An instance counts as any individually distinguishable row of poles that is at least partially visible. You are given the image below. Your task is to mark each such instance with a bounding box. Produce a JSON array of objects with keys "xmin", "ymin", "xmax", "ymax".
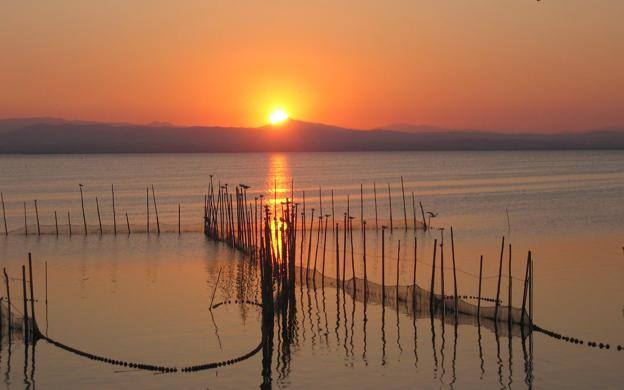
[
  {"xmin": 202, "ymin": 175, "xmax": 533, "ymax": 327},
  {"xmin": 0, "ymin": 185, "xmax": 184, "ymax": 236},
  {"xmin": 0, "ymin": 253, "xmax": 42, "ymax": 342}
]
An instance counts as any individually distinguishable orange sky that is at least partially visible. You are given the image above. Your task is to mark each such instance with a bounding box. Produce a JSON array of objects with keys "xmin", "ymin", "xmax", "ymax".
[{"xmin": 1, "ymin": 1, "xmax": 623, "ymax": 132}]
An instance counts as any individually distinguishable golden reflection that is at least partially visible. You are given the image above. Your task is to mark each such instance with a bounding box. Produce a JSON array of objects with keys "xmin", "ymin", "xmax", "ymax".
[{"xmin": 266, "ymin": 153, "xmax": 292, "ymax": 262}]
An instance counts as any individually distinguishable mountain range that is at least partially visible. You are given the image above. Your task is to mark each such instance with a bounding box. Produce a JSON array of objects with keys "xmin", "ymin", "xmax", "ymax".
[{"xmin": 1, "ymin": 117, "xmax": 623, "ymax": 153}]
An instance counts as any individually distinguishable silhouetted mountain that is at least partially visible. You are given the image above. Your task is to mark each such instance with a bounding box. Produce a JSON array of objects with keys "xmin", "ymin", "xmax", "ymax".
[{"xmin": 0, "ymin": 117, "xmax": 622, "ymax": 153}]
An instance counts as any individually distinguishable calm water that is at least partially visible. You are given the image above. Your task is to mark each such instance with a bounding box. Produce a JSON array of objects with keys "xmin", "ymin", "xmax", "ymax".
[{"xmin": 1, "ymin": 151, "xmax": 623, "ymax": 388}]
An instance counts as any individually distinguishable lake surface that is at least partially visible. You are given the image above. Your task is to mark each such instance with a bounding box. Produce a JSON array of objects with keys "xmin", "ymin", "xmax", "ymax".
[{"xmin": 1, "ymin": 151, "xmax": 623, "ymax": 388}]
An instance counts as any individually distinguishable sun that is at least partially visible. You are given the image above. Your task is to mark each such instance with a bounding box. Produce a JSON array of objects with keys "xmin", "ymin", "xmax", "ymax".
[{"xmin": 269, "ymin": 109, "xmax": 289, "ymax": 125}]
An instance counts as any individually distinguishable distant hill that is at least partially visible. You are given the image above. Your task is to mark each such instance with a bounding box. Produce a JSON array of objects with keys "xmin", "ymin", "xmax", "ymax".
[{"xmin": 0, "ymin": 117, "xmax": 623, "ymax": 153}]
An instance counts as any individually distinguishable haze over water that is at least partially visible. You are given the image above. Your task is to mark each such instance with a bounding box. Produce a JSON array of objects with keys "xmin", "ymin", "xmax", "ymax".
[{"xmin": 1, "ymin": 151, "xmax": 623, "ymax": 388}]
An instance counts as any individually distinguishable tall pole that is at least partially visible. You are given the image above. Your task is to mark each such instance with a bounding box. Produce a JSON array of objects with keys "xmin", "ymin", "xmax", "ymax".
[
  {"xmin": 451, "ymin": 227, "xmax": 458, "ymax": 317},
  {"xmin": 28, "ymin": 253, "xmax": 36, "ymax": 334},
  {"xmin": 79, "ymin": 185, "xmax": 87, "ymax": 235},
  {"xmin": 508, "ymin": 243, "xmax": 512, "ymax": 325},
  {"xmin": 1, "ymin": 192, "xmax": 7, "ymax": 235},
  {"xmin": 111, "ymin": 184, "xmax": 117, "ymax": 235},
  {"xmin": 495, "ymin": 236, "xmax": 505, "ymax": 321},
  {"xmin": 401, "ymin": 176, "xmax": 407, "ymax": 231},
  {"xmin": 387, "ymin": 184, "xmax": 393, "ymax": 233},
  {"xmin": 373, "ymin": 182, "xmax": 378, "ymax": 230},
  {"xmin": 3, "ymin": 268, "xmax": 11, "ymax": 331},
  {"xmin": 96, "ymin": 196, "xmax": 102, "ymax": 235},
  {"xmin": 21, "ymin": 265, "xmax": 28, "ymax": 340},
  {"xmin": 23, "ymin": 201, "xmax": 28, "ymax": 235},
  {"xmin": 151, "ymin": 185, "xmax": 160, "ymax": 234},
  {"xmin": 34, "ymin": 200, "xmax": 40, "ymax": 235},
  {"xmin": 146, "ymin": 187, "xmax": 150, "ymax": 234},
  {"xmin": 477, "ymin": 255, "xmax": 483, "ymax": 318}
]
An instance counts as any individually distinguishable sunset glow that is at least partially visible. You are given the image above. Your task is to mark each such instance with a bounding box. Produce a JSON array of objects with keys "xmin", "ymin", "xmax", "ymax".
[{"xmin": 269, "ymin": 109, "xmax": 289, "ymax": 125}]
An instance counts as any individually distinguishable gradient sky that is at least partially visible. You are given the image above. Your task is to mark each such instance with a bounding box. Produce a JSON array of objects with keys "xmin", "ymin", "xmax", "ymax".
[{"xmin": 1, "ymin": 0, "xmax": 623, "ymax": 131}]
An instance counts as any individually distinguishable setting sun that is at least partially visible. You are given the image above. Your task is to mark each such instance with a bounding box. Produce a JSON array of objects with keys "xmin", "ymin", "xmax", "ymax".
[{"xmin": 269, "ymin": 109, "xmax": 289, "ymax": 125}]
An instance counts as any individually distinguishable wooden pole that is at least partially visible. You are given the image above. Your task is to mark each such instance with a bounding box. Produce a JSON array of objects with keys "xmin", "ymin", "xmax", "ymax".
[
  {"xmin": 126, "ymin": 212, "xmax": 131, "ymax": 234},
  {"xmin": 146, "ymin": 187, "xmax": 150, "ymax": 234},
  {"xmin": 373, "ymin": 182, "xmax": 378, "ymax": 230},
  {"xmin": 429, "ymin": 239, "xmax": 438, "ymax": 312},
  {"xmin": 387, "ymin": 184, "xmax": 393, "ymax": 233},
  {"xmin": 111, "ymin": 184, "xmax": 117, "ymax": 235},
  {"xmin": 319, "ymin": 186, "xmax": 322, "ymax": 216},
  {"xmin": 67, "ymin": 211, "xmax": 72, "ymax": 236},
  {"xmin": 477, "ymin": 255, "xmax": 483, "ymax": 318},
  {"xmin": 419, "ymin": 201, "xmax": 427, "ymax": 231},
  {"xmin": 362, "ymin": 220, "xmax": 367, "ymax": 289},
  {"xmin": 360, "ymin": 184, "xmax": 364, "ymax": 227},
  {"xmin": 95, "ymin": 196, "xmax": 103, "ymax": 235},
  {"xmin": 305, "ymin": 208, "xmax": 315, "ymax": 281},
  {"xmin": 401, "ymin": 176, "xmax": 407, "ymax": 231},
  {"xmin": 451, "ymin": 227, "xmax": 458, "ymax": 316},
  {"xmin": 440, "ymin": 232, "xmax": 445, "ymax": 301},
  {"xmin": 21, "ymin": 265, "xmax": 28, "ymax": 340},
  {"xmin": 411, "ymin": 192, "xmax": 416, "ymax": 230},
  {"xmin": 529, "ymin": 256, "xmax": 534, "ymax": 326},
  {"xmin": 321, "ymin": 214, "xmax": 329, "ymax": 284},
  {"xmin": 28, "ymin": 253, "xmax": 36, "ymax": 333},
  {"xmin": 349, "ymin": 217, "xmax": 355, "ymax": 292},
  {"xmin": 412, "ymin": 235, "xmax": 417, "ymax": 307},
  {"xmin": 381, "ymin": 226, "xmax": 386, "ymax": 303},
  {"xmin": 151, "ymin": 185, "xmax": 160, "ymax": 234},
  {"xmin": 342, "ymin": 213, "xmax": 347, "ymax": 287},
  {"xmin": 521, "ymin": 251, "xmax": 531, "ymax": 325},
  {"xmin": 79, "ymin": 185, "xmax": 87, "ymax": 235},
  {"xmin": 3, "ymin": 268, "xmax": 11, "ymax": 331},
  {"xmin": 331, "ymin": 189, "xmax": 335, "ymax": 229},
  {"xmin": 335, "ymin": 222, "xmax": 340, "ymax": 284},
  {"xmin": 23, "ymin": 201, "xmax": 28, "ymax": 235},
  {"xmin": 495, "ymin": 236, "xmax": 505, "ymax": 321},
  {"xmin": 508, "ymin": 243, "xmax": 512, "ymax": 325},
  {"xmin": 209, "ymin": 267, "xmax": 222, "ymax": 310},
  {"xmin": 54, "ymin": 211, "xmax": 58, "ymax": 236},
  {"xmin": 396, "ymin": 239, "xmax": 401, "ymax": 298},
  {"xmin": 178, "ymin": 204, "xmax": 181, "ymax": 235},
  {"xmin": 1, "ymin": 192, "xmax": 7, "ymax": 235},
  {"xmin": 34, "ymin": 200, "xmax": 40, "ymax": 235}
]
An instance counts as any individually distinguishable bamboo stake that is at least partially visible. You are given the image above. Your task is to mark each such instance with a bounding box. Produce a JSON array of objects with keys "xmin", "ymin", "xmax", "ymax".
[
  {"xmin": 478, "ymin": 255, "xmax": 483, "ymax": 318},
  {"xmin": 34, "ymin": 200, "xmax": 40, "ymax": 235},
  {"xmin": 381, "ymin": 226, "xmax": 386, "ymax": 303},
  {"xmin": 349, "ymin": 217, "xmax": 355, "ymax": 292},
  {"xmin": 1, "ymin": 192, "xmax": 7, "ymax": 235},
  {"xmin": 451, "ymin": 227, "xmax": 458, "ymax": 316},
  {"xmin": 319, "ymin": 186, "xmax": 322, "ymax": 216},
  {"xmin": 3, "ymin": 268, "xmax": 11, "ymax": 331},
  {"xmin": 209, "ymin": 267, "xmax": 222, "ymax": 310},
  {"xmin": 412, "ymin": 235, "xmax": 417, "ymax": 307},
  {"xmin": 23, "ymin": 202, "xmax": 28, "ymax": 235},
  {"xmin": 54, "ymin": 211, "xmax": 58, "ymax": 236},
  {"xmin": 419, "ymin": 201, "xmax": 427, "ymax": 231},
  {"xmin": 373, "ymin": 182, "xmax": 379, "ymax": 230},
  {"xmin": 111, "ymin": 184, "xmax": 117, "ymax": 235},
  {"xmin": 151, "ymin": 185, "xmax": 160, "ymax": 234},
  {"xmin": 342, "ymin": 213, "xmax": 347, "ymax": 287},
  {"xmin": 28, "ymin": 253, "xmax": 36, "ymax": 333},
  {"xmin": 178, "ymin": 204, "xmax": 181, "ymax": 235},
  {"xmin": 146, "ymin": 187, "xmax": 150, "ymax": 235},
  {"xmin": 396, "ymin": 239, "xmax": 401, "ymax": 299},
  {"xmin": 335, "ymin": 222, "xmax": 340, "ymax": 284},
  {"xmin": 96, "ymin": 196, "xmax": 102, "ymax": 234},
  {"xmin": 401, "ymin": 176, "xmax": 407, "ymax": 231},
  {"xmin": 508, "ymin": 243, "xmax": 512, "ymax": 325},
  {"xmin": 521, "ymin": 251, "xmax": 531, "ymax": 324},
  {"xmin": 411, "ymin": 192, "xmax": 416, "ymax": 230},
  {"xmin": 126, "ymin": 212, "xmax": 131, "ymax": 234},
  {"xmin": 360, "ymin": 184, "xmax": 364, "ymax": 227},
  {"xmin": 21, "ymin": 265, "xmax": 29, "ymax": 340},
  {"xmin": 79, "ymin": 184, "xmax": 87, "ymax": 235},
  {"xmin": 331, "ymin": 189, "xmax": 335, "ymax": 228},
  {"xmin": 67, "ymin": 211, "xmax": 72, "ymax": 236},
  {"xmin": 321, "ymin": 214, "xmax": 329, "ymax": 285},
  {"xmin": 429, "ymin": 239, "xmax": 438, "ymax": 312},
  {"xmin": 495, "ymin": 236, "xmax": 505, "ymax": 321},
  {"xmin": 387, "ymin": 184, "xmax": 393, "ymax": 233},
  {"xmin": 305, "ymin": 208, "xmax": 315, "ymax": 281},
  {"xmin": 362, "ymin": 220, "xmax": 368, "ymax": 289}
]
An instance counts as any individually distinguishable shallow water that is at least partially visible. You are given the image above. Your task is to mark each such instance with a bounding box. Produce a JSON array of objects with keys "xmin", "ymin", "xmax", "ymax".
[{"xmin": 1, "ymin": 151, "xmax": 623, "ymax": 388}]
